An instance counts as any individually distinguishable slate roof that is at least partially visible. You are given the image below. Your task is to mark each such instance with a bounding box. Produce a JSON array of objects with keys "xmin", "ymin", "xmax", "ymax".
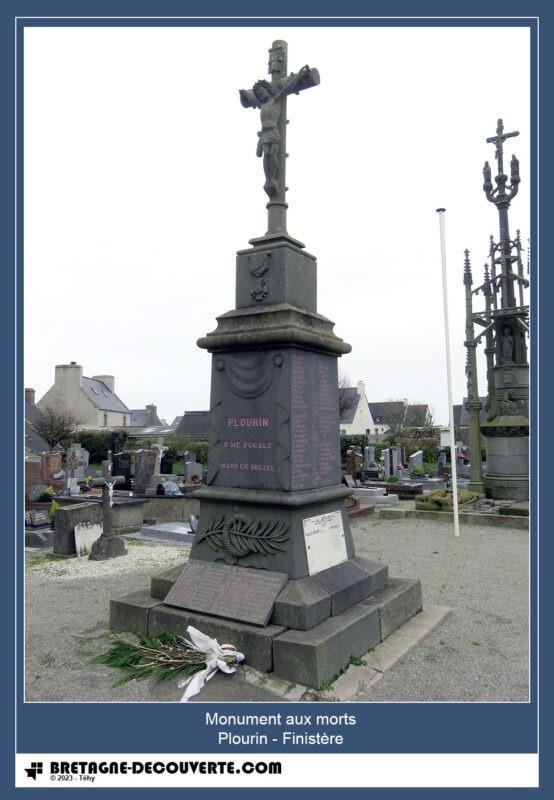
[
  {"xmin": 175, "ymin": 411, "xmax": 210, "ymax": 439},
  {"xmin": 129, "ymin": 407, "xmax": 161, "ymax": 427},
  {"xmin": 339, "ymin": 388, "xmax": 360, "ymax": 424},
  {"xmin": 126, "ymin": 424, "xmax": 177, "ymax": 438},
  {"xmin": 460, "ymin": 397, "xmax": 488, "ymax": 426},
  {"xmin": 405, "ymin": 404, "xmax": 430, "ymax": 426},
  {"xmin": 81, "ymin": 377, "xmax": 130, "ymax": 413},
  {"xmin": 172, "ymin": 415, "xmax": 183, "ymax": 427},
  {"xmin": 24, "ymin": 399, "xmax": 50, "ymax": 454},
  {"xmin": 367, "ymin": 401, "xmax": 406, "ymax": 425}
]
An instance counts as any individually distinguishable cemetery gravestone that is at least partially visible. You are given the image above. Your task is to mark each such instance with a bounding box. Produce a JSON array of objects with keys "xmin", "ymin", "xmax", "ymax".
[
  {"xmin": 113, "ymin": 452, "xmax": 132, "ymax": 490},
  {"xmin": 410, "ymin": 450, "xmax": 424, "ymax": 469},
  {"xmin": 66, "ymin": 443, "xmax": 89, "ymax": 481},
  {"xmin": 183, "ymin": 461, "xmax": 202, "ymax": 483},
  {"xmin": 133, "ymin": 450, "xmax": 157, "ymax": 494}
]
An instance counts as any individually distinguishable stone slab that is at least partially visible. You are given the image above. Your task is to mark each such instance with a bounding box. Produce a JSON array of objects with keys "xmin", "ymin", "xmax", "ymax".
[
  {"xmin": 272, "ymin": 577, "xmax": 331, "ymax": 630},
  {"xmin": 353, "ymin": 487, "xmax": 386, "ymax": 497},
  {"xmin": 499, "ymin": 502, "xmax": 529, "ymax": 517},
  {"xmin": 361, "ymin": 577, "xmax": 422, "ymax": 639},
  {"xmin": 150, "ymin": 565, "xmax": 185, "ymax": 600},
  {"xmin": 25, "ymin": 528, "xmax": 54, "ymax": 548},
  {"xmin": 373, "ymin": 494, "xmax": 400, "ymax": 505},
  {"xmin": 164, "ymin": 560, "xmax": 287, "ymax": 626},
  {"xmin": 74, "ymin": 522, "xmax": 102, "ymax": 557},
  {"xmin": 377, "ymin": 508, "xmax": 407, "ymax": 519},
  {"xmin": 148, "ymin": 604, "xmax": 286, "ymax": 672},
  {"xmin": 54, "ymin": 502, "xmax": 101, "ymax": 557},
  {"xmin": 139, "ymin": 521, "xmax": 195, "ymax": 544},
  {"xmin": 272, "ymin": 602, "xmax": 381, "ymax": 688},
  {"xmin": 362, "ymin": 605, "xmax": 453, "ymax": 674},
  {"xmin": 310, "ymin": 558, "xmax": 387, "ymax": 616},
  {"xmin": 110, "ymin": 589, "xmax": 163, "ymax": 636}
]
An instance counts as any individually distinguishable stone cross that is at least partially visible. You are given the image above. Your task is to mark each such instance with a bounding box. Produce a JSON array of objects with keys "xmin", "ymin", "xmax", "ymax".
[
  {"xmin": 482, "ymin": 119, "xmax": 520, "ymax": 308},
  {"xmin": 89, "ymin": 459, "xmax": 126, "ymax": 559},
  {"xmin": 239, "ymin": 40, "xmax": 319, "ymax": 239}
]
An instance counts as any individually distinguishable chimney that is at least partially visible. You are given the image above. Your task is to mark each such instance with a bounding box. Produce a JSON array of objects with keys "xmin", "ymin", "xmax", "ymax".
[
  {"xmin": 92, "ymin": 375, "xmax": 115, "ymax": 393},
  {"xmin": 356, "ymin": 381, "xmax": 366, "ymax": 397},
  {"xmin": 145, "ymin": 404, "xmax": 158, "ymax": 424},
  {"xmin": 25, "ymin": 388, "xmax": 35, "ymax": 405},
  {"xmin": 55, "ymin": 362, "xmax": 83, "ymax": 388}
]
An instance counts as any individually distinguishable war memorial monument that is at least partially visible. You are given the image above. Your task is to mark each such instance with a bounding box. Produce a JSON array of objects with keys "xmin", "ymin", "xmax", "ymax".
[{"xmin": 111, "ymin": 41, "xmax": 422, "ymax": 690}]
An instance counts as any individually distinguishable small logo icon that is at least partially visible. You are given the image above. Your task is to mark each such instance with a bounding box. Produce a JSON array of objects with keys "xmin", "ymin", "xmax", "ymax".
[{"xmin": 24, "ymin": 762, "xmax": 43, "ymax": 780}]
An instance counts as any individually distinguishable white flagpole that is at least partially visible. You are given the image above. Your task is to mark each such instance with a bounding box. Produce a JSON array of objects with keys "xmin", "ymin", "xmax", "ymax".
[{"xmin": 436, "ymin": 208, "xmax": 460, "ymax": 538}]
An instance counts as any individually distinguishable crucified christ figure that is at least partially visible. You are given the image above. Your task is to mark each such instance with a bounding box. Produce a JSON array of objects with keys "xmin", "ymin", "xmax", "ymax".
[{"xmin": 240, "ymin": 60, "xmax": 319, "ymax": 199}]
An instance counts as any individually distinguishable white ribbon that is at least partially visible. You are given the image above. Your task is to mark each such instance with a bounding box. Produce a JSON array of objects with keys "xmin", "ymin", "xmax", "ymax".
[
  {"xmin": 104, "ymin": 481, "xmax": 115, "ymax": 507},
  {"xmin": 177, "ymin": 626, "xmax": 244, "ymax": 703}
]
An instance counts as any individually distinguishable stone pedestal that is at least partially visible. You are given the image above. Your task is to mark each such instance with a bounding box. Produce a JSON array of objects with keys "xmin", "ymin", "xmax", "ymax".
[
  {"xmin": 110, "ymin": 235, "xmax": 423, "ymax": 688},
  {"xmin": 482, "ymin": 363, "xmax": 529, "ymax": 500}
]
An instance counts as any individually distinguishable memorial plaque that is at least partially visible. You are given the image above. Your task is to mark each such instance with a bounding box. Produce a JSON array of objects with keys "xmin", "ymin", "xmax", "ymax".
[
  {"xmin": 29, "ymin": 509, "xmax": 50, "ymax": 528},
  {"xmin": 303, "ymin": 510, "xmax": 348, "ymax": 576},
  {"xmin": 290, "ymin": 350, "xmax": 341, "ymax": 491},
  {"xmin": 164, "ymin": 561, "xmax": 288, "ymax": 626},
  {"xmin": 74, "ymin": 522, "xmax": 103, "ymax": 557}
]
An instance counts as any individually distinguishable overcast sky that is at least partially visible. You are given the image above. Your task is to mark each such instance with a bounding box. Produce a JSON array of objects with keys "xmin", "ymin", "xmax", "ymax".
[{"xmin": 23, "ymin": 25, "xmax": 530, "ymax": 426}]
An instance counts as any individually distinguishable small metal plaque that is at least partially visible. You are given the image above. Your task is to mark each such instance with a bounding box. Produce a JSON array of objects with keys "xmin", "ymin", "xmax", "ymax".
[
  {"xmin": 303, "ymin": 510, "xmax": 348, "ymax": 576},
  {"xmin": 164, "ymin": 561, "xmax": 288, "ymax": 627}
]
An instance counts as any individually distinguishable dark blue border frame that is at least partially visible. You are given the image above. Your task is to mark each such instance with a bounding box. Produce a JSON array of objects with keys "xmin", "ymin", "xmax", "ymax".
[{"xmin": 3, "ymin": 2, "xmax": 549, "ymax": 797}]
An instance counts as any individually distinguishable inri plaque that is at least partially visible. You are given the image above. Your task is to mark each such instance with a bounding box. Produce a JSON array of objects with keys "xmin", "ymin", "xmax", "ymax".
[
  {"xmin": 303, "ymin": 510, "xmax": 348, "ymax": 576},
  {"xmin": 164, "ymin": 561, "xmax": 288, "ymax": 627}
]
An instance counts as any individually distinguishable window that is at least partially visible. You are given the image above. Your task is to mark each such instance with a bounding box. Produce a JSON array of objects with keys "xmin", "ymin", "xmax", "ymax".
[
  {"xmin": 123, "ymin": 415, "xmax": 127, "ymax": 427},
  {"xmin": 103, "ymin": 413, "xmax": 108, "ymax": 427},
  {"xmin": 102, "ymin": 389, "xmax": 109, "ymax": 396},
  {"xmin": 366, "ymin": 429, "xmax": 370, "ymax": 436},
  {"xmin": 91, "ymin": 387, "xmax": 98, "ymax": 394}
]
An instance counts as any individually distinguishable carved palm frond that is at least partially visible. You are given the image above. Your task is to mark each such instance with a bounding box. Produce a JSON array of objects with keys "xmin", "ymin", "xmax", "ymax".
[{"xmin": 196, "ymin": 514, "xmax": 289, "ymax": 559}]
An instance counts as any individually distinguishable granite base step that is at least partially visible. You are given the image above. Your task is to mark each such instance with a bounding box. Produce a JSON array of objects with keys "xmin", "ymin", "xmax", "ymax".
[{"xmin": 109, "ymin": 575, "xmax": 422, "ymax": 689}]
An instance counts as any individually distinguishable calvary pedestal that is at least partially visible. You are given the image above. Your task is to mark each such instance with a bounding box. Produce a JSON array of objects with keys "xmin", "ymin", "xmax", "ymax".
[{"xmin": 110, "ymin": 41, "xmax": 422, "ymax": 689}]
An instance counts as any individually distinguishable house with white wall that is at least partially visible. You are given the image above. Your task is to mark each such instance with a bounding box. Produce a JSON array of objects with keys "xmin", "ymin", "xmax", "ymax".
[
  {"xmin": 339, "ymin": 381, "xmax": 377, "ymax": 436},
  {"xmin": 37, "ymin": 362, "xmax": 130, "ymax": 429}
]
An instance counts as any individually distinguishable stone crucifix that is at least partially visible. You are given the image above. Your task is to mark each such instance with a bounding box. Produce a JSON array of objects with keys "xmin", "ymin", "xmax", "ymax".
[
  {"xmin": 239, "ymin": 40, "xmax": 319, "ymax": 239},
  {"xmin": 89, "ymin": 451, "xmax": 126, "ymax": 560}
]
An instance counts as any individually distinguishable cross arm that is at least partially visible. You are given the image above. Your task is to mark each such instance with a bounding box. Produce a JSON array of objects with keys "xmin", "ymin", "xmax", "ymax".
[
  {"xmin": 239, "ymin": 88, "xmax": 261, "ymax": 109},
  {"xmin": 91, "ymin": 475, "xmax": 125, "ymax": 488},
  {"xmin": 278, "ymin": 65, "xmax": 320, "ymax": 98}
]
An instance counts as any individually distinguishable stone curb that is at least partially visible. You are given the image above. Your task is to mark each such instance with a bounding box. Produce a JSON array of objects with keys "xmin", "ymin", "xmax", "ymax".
[
  {"xmin": 240, "ymin": 604, "xmax": 452, "ymax": 702},
  {"xmin": 376, "ymin": 508, "xmax": 528, "ymax": 530}
]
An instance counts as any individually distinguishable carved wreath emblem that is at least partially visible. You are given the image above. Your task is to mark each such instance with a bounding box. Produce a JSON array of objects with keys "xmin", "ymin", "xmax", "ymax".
[
  {"xmin": 196, "ymin": 513, "xmax": 289, "ymax": 564},
  {"xmin": 249, "ymin": 252, "xmax": 270, "ymax": 302},
  {"xmin": 250, "ymin": 277, "xmax": 268, "ymax": 301}
]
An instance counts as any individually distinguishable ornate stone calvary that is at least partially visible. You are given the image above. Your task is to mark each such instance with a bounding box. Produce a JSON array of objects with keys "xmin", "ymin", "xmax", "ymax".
[
  {"xmin": 463, "ymin": 119, "xmax": 529, "ymax": 500},
  {"xmin": 111, "ymin": 42, "xmax": 422, "ymax": 689}
]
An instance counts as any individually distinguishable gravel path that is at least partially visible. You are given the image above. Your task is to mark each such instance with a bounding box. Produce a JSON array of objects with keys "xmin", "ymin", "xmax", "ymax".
[
  {"xmin": 352, "ymin": 515, "xmax": 529, "ymax": 702},
  {"xmin": 24, "ymin": 516, "xmax": 529, "ymax": 703}
]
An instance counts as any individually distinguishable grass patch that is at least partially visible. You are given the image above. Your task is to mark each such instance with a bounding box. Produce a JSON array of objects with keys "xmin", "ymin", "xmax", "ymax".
[
  {"xmin": 26, "ymin": 554, "xmax": 62, "ymax": 570},
  {"xmin": 471, "ymin": 640, "xmax": 483, "ymax": 647},
  {"xmin": 317, "ymin": 654, "xmax": 368, "ymax": 692}
]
